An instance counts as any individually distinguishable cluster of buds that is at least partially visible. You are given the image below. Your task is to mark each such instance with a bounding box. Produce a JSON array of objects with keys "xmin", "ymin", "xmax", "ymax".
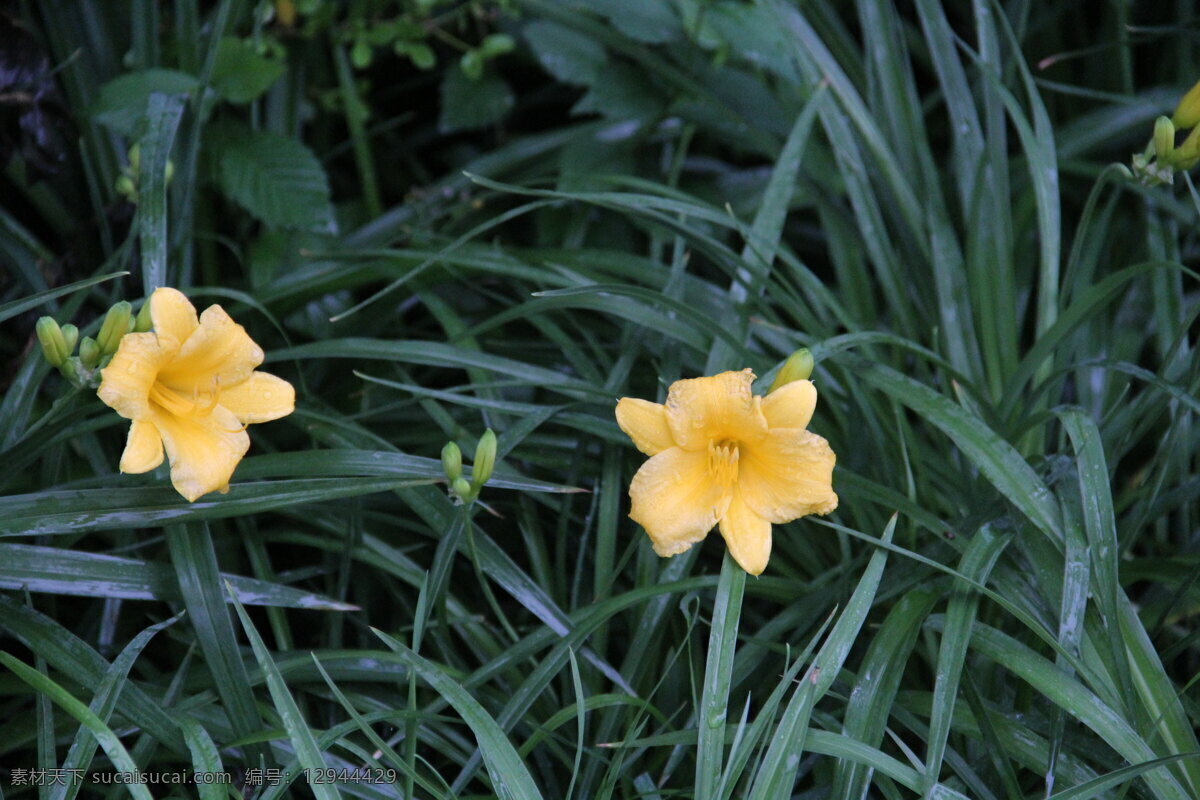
[
  {"xmin": 441, "ymin": 429, "xmax": 498, "ymax": 505},
  {"xmin": 768, "ymin": 348, "xmax": 814, "ymax": 393},
  {"xmin": 115, "ymin": 143, "xmax": 174, "ymax": 203},
  {"xmin": 1132, "ymin": 80, "xmax": 1200, "ymax": 186},
  {"xmin": 36, "ymin": 300, "xmax": 150, "ymax": 387}
]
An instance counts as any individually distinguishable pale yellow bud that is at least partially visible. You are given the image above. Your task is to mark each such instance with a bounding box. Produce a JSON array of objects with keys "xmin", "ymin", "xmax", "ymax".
[
  {"xmin": 471, "ymin": 429, "xmax": 497, "ymax": 491},
  {"xmin": 1172, "ymin": 79, "xmax": 1200, "ymax": 129},
  {"xmin": 35, "ymin": 317, "xmax": 68, "ymax": 366},
  {"xmin": 769, "ymin": 349, "xmax": 814, "ymax": 393},
  {"xmin": 442, "ymin": 441, "xmax": 463, "ymax": 483}
]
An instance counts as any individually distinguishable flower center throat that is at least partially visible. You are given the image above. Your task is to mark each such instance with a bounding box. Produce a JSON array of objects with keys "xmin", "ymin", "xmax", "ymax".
[
  {"xmin": 707, "ymin": 439, "xmax": 740, "ymax": 487},
  {"xmin": 149, "ymin": 378, "xmax": 221, "ymax": 419}
]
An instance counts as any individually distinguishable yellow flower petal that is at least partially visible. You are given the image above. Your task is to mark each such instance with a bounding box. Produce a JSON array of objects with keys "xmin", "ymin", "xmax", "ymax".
[
  {"xmin": 153, "ymin": 405, "xmax": 250, "ymax": 502},
  {"xmin": 150, "ymin": 287, "xmax": 199, "ymax": 345},
  {"xmin": 218, "ymin": 371, "xmax": 295, "ymax": 423},
  {"xmin": 762, "ymin": 379, "xmax": 816, "ymax": 430},
  {"xmin": 629, "ymin": 446, "xmax": 730, "ymax": 556},
  {"xmin": 665, "ymin": 369, "xmax": 767, "ymax": 450},
  {"xmin": 119, "ymin": 419, "xmax": 164, "ymax": 473},
  {"xmin": 158, "ymin": 304, "xmax": 264, "ymax": 392},
  {"xmin": 97, "ymin": 332, "xmax": 178, "ymax": 420},
  {"xmin": 739, "ymin": 428, "xmax": 837, "ymax": 523},
  {"xmin": 615, "ymin": 397, "xmax": 675, "ymax": 456},
  {"xmin": 718, "ymin": 488, "xmax": 772, "ymax": 576}
]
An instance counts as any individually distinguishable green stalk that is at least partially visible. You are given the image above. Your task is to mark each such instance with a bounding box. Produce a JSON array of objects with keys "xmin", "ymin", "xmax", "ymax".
[{"xmin": 695, "ymin": 551, "xmax": 746, "ymax": 800}]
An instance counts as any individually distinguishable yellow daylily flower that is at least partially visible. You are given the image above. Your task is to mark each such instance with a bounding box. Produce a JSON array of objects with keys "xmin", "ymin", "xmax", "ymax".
[
  {"xmin": 615, "ymin": 369, "xmax": 837, "ymax": 575},
  {"xmin": 98, "ymin": 287, "xmax": 295, "ymax": 502}
]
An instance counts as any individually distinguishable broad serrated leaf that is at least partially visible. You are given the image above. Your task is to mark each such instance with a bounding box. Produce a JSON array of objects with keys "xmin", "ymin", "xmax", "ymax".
[
  {"xmin": 91, "ymin": 68, "xmax": 200, "ymax": 135},
  {"xmin": 523, "ymin": 21, "xmax": 606, "ymax": 85},
  {"xmin": 572, "ymin": 62, "xmax": 663, "ymax": 121},
  {"xmin": 598, "ymin": 0, "xmax": 680, "ymax": 43},
  {"xmin": 214, "ymin": 126, "xmax": 336, "ymax": 232},
  {"xmin": 439, "ymin": 67, "xmax": 514, "ymax": 132},
  {"xmin": 210, "ymin": 37, "xmax": 285, "ymax": 103}
]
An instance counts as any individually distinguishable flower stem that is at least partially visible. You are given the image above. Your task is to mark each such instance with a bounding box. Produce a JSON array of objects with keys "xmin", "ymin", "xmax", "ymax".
[{"xmin": 695, "ymin": 550, "xmax": 746, "ymax": 800}]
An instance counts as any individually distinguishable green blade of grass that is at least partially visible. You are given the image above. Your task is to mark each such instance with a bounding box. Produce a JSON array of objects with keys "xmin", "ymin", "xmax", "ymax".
[
  {"xmin": 237, "ymin": 448, "xmax": 583, "ymax": 494},
  {"xmin": 849, "ymin": 357, "xmax": 1062, "ymax": 546},
  {"xmin": 1046, "ymin": 754, "xmax": 1200, "ymax": 800},
  {"xmin": 372, "ymin": 627, "xmax": 546, "ymax": 800},
  {"xmin": 695, "ymin": 551, "xmax": 747, "ymax": 800},
  {"xmin": 0, "ymin": 652, "xmax": 155, "ymax": 800},
  {"xmin": 273, "ymin": 339, "xmax": 598, "ymax": 398},
  {"xmin": 833, "ymin": 587, "xmax": 939, "ymax": 799},
  {"xmin": 52, "ymin": 612, "xmax": 183, "ymax": 800},
  {"xmin": 0, "ymin": 477, "xmax": 431, "ymax": 535},
  {"xmin": 924, "ymin": 526, "xmax": 1010, "ymax": 792},
  {"xmin": 0, "ymin": 272, "xmax": 129, "ymax": 325},
  {"xmin": 0, "ymin": 543, "xmax": 355, "ymax": 609},
  {"xmin": 167, "ymin": 523, "xmax": 265, "ymax": 761},
  {"xmin": 310, "ymin": 654, "xmax": 451, "ymax": 800},
  {"xmin": 227, "ymin": 582, "xmax": 342, "ymax": 800},
  {"xmin": 0, "ymin": 594, "xmax": 186, "ymax": 753},
  {"xmin": 747, "ymin": 515, "xmax": 895, "ymax": 800},
  {"xmin": 176, "ymin": 715, "xmax": 227, "ymax": 800},
  {"xmin": 719, "ymin": 613, "xmax": 836, "ymax": 799},
  {"xmin": 944, "ymin": 619, "xmax": 1191, "ymax": 798},
  {"xmin": 706, "ymin": 86, "xmax": 825, "ymax": 371},
  {"xmin": 137, "ymin": 92, "xmax": 185, "ymax": 294}
]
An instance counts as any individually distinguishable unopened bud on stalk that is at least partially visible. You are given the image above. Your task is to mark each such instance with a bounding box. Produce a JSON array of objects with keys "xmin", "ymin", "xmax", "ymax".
[
  {"xmin": 769, "ymin": 348, "xmax": 814, "ymax": 393},
  {"xmin": 441, "ymin": 441, "xmax": 463, "ymax": 483},
  {"xmin": 79, "ymin": 337, "xmax": 101, "ymax": 369},
  {"xmin": 97, "ymin": 302, "xmax": 132, "ymax": 355},
  {"xmin": 471, "ymin": 429, "xmax": 497, "ymax": 491},
  {"xmin": 451, "ymin": 477, "xmax": 473, "ymax": 505},
  {"xmin": 133, "ymin": 300, "xmax": 153, "ymax": 332},
  {"xmin": 1154, "ymin": 116, "xmax": 1176, "ymax": 164},
  {"xmin": 35, "ymin": 317, "xmax": 69, "ymax": 366},
  {"xmin": 1172, "ymin": 79, "xmax": 1200, "ymax": 129},
  {"xmin": 59, "ymin": 323, "xmax": 79, "ymax": 355}
]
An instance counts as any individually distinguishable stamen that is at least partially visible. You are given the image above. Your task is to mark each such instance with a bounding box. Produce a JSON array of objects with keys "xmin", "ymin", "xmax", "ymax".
[
  {"xmin": 150, "ymin": 376, "xmax": 224, "ymax": 419},
  {"xmin": 706, "ymin": 440, "xmax": 740, "ymax": 487}
]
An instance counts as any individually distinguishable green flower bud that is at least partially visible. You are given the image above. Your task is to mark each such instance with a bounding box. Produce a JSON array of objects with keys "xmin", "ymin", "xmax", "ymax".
[
  {"xmin": 768, "ymin": 348, "xmax": 814, "ymax": 393},
  {"xmin": 127, "ymin": 142, "xmax": 141, "ymax": 174},
  {"xmin": 97, "ymin": 301, "xmax": 132, "ymax": 355},
  {"xmin": 451, "ymin": 476, "xmax": 473, "ymax": 504},
  {"xmin": 115, "ymin": 174, "xmax": 137, "ymax": 200},
  {"xmin": 35, "ymin": 317, "xmax": 68, "ymax": 366},
  {"xmin": 59, "ymin": 323, "xmax": 79, "ymax": 354},
  {"xmin": 1172, "ymin": 79, "xmax": 1200, "ymax": 130},
  {"xmin": 133, "ymin": 300, "xmax": 153, "ymax": 332},
  {"xmin": 164, "ymin": 160, "xmax": 175, "ymax": 184},
  {"xmin": 1154, "ymin": 116, "xmax": 1176, "ymax": 164},
  {"xmin": 79, "ymin": 336, "xmax": 101, "ymax": 369},
  {"xmin": 470, "ymin": 429, "xmax": 497, "ymax": 491},
  {"xmin": 442, "ymin": 441, "xmax": 463, "ymax": 482}
]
